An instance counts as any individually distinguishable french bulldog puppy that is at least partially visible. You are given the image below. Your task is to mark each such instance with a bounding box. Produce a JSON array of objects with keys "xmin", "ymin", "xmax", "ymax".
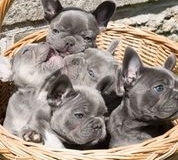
[
  {"xmin": 108, "ymin": 47, "xmax": 178, "ymax": 148},
  {"xmin": 46, "ymin": 39, "xmax": 122, "ymax": 115},
  {"xmin": 0, "ymin": 42, "xmax": 63, "ymax": 89},
  {"xmin": 3, "ymin": 74, "xmax": 111, "ymax": 149},
  {"xmin": 63, "ymin": 39, "xmax": 120, "ymax": 88},
  {"xmin": 41, "ymin": 0, "xmax": 116, "ymax": 57}
]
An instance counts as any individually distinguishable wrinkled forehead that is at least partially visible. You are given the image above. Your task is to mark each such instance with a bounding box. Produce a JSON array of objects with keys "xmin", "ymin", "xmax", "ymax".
[
  {"xmin": 141, "ymin": 67, "xmax": 178, "ymax": 86},
  {"xmin": 16, "ymin": 43, "xmax": 51, "ymax": 55},
  {"xmin": 74, "ymin": 86, "xmax": 107, "ymax": 114},
  {"xmin": 16, "ymin": 44, "xmax": 37, "ymax": 54},
  {"xmin": 51, "ymin": 10, "xmax": 99, "ymax": 33},
  {"xmin": 84, "ymin": 49, "xmax": 119, "ymax": 68}
]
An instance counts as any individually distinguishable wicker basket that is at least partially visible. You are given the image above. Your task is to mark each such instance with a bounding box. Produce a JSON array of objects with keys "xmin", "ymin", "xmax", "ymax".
[{"xmin": 1, "ymin": 1, "xmax": 178, "ymax": 160}]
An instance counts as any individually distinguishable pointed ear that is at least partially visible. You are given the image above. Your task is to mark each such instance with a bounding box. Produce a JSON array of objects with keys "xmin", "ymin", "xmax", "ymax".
[
  {"xmin": 106, "ymin": 39, "xmax": 119, "ymax": 55},
  {"xmin": 96, "ymin": 76, "xmax": 115, "ymax": 94},
  {"xmin": 92, "ymin": 1, "xmax": 116, "ymax": 27},
  {"xmin": 41, "ymin": 0, "xmax": 63, "ymax": 22},
  {"xmin": 163, "ymin": 54, "xmax": 176, "ymax": 71},
  {"xmin": 122, "ymin": 47, "xmax": 143, "ymax": 86},
  {"xmin": 0, "ymin": 55, "xmax": 13, "ymax": 82},
  {"xmin": 46, "ymin": 74, "xmax": 75, "ymax": 107}
]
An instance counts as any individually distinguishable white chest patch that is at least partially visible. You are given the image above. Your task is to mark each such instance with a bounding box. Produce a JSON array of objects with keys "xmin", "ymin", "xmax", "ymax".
[{"xmin": 44, "ymin": 130, "xmax": 65, "ymax": 149}]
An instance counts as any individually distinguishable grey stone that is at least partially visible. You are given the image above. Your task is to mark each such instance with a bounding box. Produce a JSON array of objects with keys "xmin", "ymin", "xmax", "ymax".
[
  {"xmin": 115, "ymin": 5, "xmax": 178, "ymax": 41},
  {"xmin": 3, "ymin": 0, "xmax": 43, "ymax": 25},
  {"xmin": 3, "ymin": 0, "xmax": 149, "ymax": 26},
  {"xmin": 162, "ymin": 18, "xmax": 177, "ymax": 33},
  {"xmin": 168, "ymin": 34, "xmax": 178, "ymax": 42}
]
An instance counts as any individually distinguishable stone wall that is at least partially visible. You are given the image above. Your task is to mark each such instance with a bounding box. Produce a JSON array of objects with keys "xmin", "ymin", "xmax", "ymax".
[{"xmin": 0, "ymin": 0, "xmax": 178, "ymax": 54}]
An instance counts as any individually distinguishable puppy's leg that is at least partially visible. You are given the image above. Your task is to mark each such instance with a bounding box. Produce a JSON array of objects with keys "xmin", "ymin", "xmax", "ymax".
[{"xmin": 20, "ymin": 109, "xmax": 48, "ymax": 144}]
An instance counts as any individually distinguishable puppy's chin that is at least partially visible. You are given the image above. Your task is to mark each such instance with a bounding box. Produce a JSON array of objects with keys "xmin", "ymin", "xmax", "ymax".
[
  {"xmin": 58, "ymin": 48, "xmax": 85, "ymax": 58},
  {"xmin": 46, "ymin": 38, "xmax": 86, "ymax": 57},
  {"xmin": 42, "ymin": 55, "xmax": 64, "ymax": 71},
  {"xmin": 59, "ymin": 52, "xmax": 71, "ymax": 58},
  {"xmin": 158, "ymin": 110, "xmax": 178, "ymax": 121},
  {"xmin": 68, "ymin": 118, "xmax": 106, "ymax": 146}
]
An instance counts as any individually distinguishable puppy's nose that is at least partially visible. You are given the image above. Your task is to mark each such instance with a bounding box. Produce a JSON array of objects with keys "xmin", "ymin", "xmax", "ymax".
[
  {"xmin": 64, "ymin": 37, "xmax": 75, "ymax": 50},
  {"xmin": 92, "ymin": 119, "xmax": 102, "ymax": 130}
]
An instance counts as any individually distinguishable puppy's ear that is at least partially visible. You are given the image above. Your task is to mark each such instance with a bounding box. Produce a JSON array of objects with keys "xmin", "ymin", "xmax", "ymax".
[
  {"xmin": 41, "ymin": 0, "xmax": 63, "ymax": 22},
  {"xmin": 96, "ymin": 76, "xmax": 115, "ymax": 94},
  {"xmin": 0, "ymin": 55, "xmax": 13, "ymax": 82},
  {"xmin": 163, "ymin": 54, "xmax": 176, "ymax": 71},
  {"xmin": 92, "ymin": 1, "xmax": 116, "ymax": 27},
  {"xmin": 122, "ymin": 47, "xmax": 143, "ymax": 86},
  {"xmin": 46, "ymin": 74, "xmax": 75, "ymax": 107},
  {"xmin": 106, "ymin": 39, "xmax": 119, "ymax": 55}
]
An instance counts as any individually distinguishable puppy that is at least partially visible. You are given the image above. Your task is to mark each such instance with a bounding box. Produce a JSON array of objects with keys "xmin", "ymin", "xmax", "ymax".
[
  {"xmin": 47, "ymin": 39, "xmax": 122, "ymax": 114},
  {"xmin": 41, "ymin": 0, "xmax": 116, "ymax": 57},
  {"xmin": 3, "ymin": 74, "xmax": 112, "ymax": 149},
  {"xmin": 108, "ymin": 47, "xmax": 178, "ymax": 148},
  {"xmin": 0, "ymin": 42, "xmax": 63, "ymax": 89}
]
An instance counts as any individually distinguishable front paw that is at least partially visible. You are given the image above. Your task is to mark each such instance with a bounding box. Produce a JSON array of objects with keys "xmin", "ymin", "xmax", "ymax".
[{"xmin": 23, "ymin": 130, "xmax": 43, "ymax": 144}]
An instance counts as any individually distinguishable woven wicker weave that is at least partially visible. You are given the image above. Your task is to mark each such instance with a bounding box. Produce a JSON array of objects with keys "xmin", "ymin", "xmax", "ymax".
[{"xmin": 1, "ymin": 1, "xmax": 178, "ymax": 160}]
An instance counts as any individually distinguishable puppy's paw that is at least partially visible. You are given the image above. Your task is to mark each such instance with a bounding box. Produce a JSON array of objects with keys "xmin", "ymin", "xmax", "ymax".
[{"xmin": 23, "ymin": 130, "xmax": 43, "ymax": 144}]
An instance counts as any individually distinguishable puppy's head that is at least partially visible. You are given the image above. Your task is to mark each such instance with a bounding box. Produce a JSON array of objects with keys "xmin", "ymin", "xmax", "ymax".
[
  {"xmin": 41, "ymin": 74, "xmax": 110, "ymax": 146},
  {"xmin": 120, "ymin": 47, "xmax": 178, "ymax": 122},
  {"xmin": 62, "ymin": 39, "xmax": 120, "ymax": 95},
  {"xmin": 41, "ymin": 0, "xmax": 116, "ymax": 57},
  {"xmin": 10, "ymin": 43, "xmax": 63, "ymax": 88}
]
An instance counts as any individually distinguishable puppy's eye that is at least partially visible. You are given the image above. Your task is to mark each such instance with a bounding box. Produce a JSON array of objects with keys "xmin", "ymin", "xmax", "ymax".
[
  {"xmin": 52, "ymin": 29, "xmax": 59, "ymax": 34},
  {"xmin": 87, "ymin": 69, "xmax": 95, "ymax": 78},
  {"xmin": 153, "ymin": 85, "xmax": 164, "ymax": 93},
  {"xmin": 22, "ymin": 49, "xmax": 29, "ymax": 54},
  {"xmin": 84, "ymin": 36, "xmax": 92, "ymax": 42},
  {"xmin": 74, "ymin": 113, "xmax": 84, "ymax": 119},
  {"xmin": 66, "ymin": 90, "xmax": 78, "ymax": 98}
]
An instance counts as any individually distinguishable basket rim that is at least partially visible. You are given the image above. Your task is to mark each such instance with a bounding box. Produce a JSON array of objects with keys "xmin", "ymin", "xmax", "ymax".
[
  {"xmin": 103, "ymin": 22, "xmax": 178, "ymax": 53},
  {"xmin": 3, "ymin": 22, "xmax": 178, "ymax": 57},
  {"xmin": 0, "ymin": 124, "xmax": 178, "ymax": 160}
]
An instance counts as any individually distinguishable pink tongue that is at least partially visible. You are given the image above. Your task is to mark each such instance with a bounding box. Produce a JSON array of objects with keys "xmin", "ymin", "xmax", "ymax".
[{"xmin": 49, "ymin": 55, "xmax": 64, "ymax": 68}]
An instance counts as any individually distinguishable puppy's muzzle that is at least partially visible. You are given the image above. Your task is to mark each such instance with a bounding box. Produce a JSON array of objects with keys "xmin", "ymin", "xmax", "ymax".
[
  {"xmin": 64, "ymin": 36, "xmax": 76, "ymax": 50},
  {"xmin": 172, "ymin": 89, "xmax": 178, "ymax": 100}
]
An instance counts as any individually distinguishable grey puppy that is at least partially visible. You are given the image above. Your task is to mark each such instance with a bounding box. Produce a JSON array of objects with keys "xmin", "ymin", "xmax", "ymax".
[
  {"xmin": 3, "ymin": 73, "xmax": 111, "ymax": 149},
  {"xmin": 0, "ymin": 42, "xmax": 63, "ymax": 89},
  {"xmin": 41, "ymin": 0, "xmax": 116, "ymax": 57},
  {"xmin": 108, "ymin": 47, "xmax": 178, "ymax": 148},
  {"xmin": 63, "ymin": 39, "xmax": 120, "ymax": 89},
  {"xmin": 46, "ymin": 39, "xmax": 122, "ymax": 114}
]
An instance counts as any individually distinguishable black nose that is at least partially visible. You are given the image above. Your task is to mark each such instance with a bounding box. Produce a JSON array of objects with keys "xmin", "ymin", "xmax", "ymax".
[
  {"xmin": 64, "ymin": 37, "xmax": 75, "ymax": 50},
  {"xmin": 92, "ymin": 119, "xmax": 102, "ymax": 130}
]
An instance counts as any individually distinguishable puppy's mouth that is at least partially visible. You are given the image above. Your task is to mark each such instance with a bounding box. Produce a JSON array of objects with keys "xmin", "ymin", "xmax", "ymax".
[
  {"xmin": 57, "ymin": 49, "xmax": 85, "ymax": 58},
  {"xmin": 44, "ymin": 48, "xmax": 56, "ymax": 62},
  {"xmin": 59, "ymin": 51, "xmax": 71, "ymax": 58}
]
